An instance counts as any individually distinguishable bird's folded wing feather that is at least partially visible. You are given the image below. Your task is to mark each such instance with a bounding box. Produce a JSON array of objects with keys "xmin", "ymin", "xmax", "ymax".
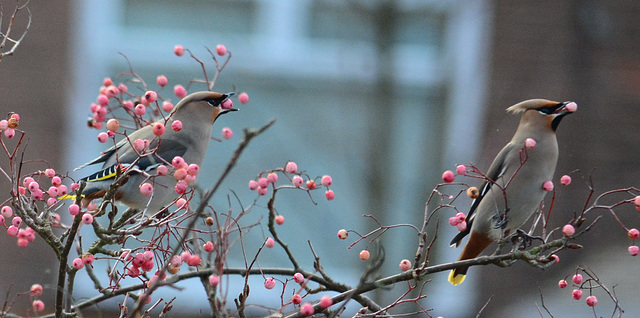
[{"xmin": 450, "ymin": 143, "xmax": 514, "ymax": 247}]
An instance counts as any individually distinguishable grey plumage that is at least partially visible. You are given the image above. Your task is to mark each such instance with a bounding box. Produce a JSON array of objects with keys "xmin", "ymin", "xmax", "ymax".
[{"xmin": 74, "ymin": 91, "xmax": 236, "ymax": 215}]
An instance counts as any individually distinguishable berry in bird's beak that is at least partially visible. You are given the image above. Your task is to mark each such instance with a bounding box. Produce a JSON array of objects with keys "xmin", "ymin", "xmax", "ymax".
[{"xmin": 565, "ymin": 102, "xmax": 577, "ymax": 113}]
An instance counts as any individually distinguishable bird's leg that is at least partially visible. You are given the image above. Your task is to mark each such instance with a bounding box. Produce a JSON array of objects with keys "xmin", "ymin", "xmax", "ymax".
[{"xmin": 510, "ymin": 229, "xmax": 544, "ymax": 251}]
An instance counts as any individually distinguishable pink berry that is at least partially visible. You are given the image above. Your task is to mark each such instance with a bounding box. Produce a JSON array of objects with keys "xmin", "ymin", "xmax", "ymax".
[
  {"xmin": 103, "ymin": 78, "xmax": 113, "ymax": 86},
  {"xmin": 248, "ymin": 180, "xmax": 259, "ymax": 190},
  {"xmin": 47, "ymin": 197, "xmax": 57, "ymax": 207},
  {"xmin": 586, "ymin": 295, "xmax": 597, "ymax": 306},
  {"xmin": 542, "ymin": 180, "xmax": 554, "ymax": 192},
  {"xmin": 32, "ymin": 300, "xmax": 45, "ymax": 312},
  {"xmin": 337, "ymin": 229, "xmax": 348, "ymax": 239},
  {"xmin": 12, "ymin": 216, "xmax": 22, "ymax": 227},
  {"xmin": 628, "ymin": 245, "xmax": 639, "ymax": 256},
  {"xmin": 174, "ymin": 168, "xmax": 188, "ymax": 180},
  {"xmin": 300, "ymin": 303, "xmax": 314, "ymax": 316},
  {"xmin": 291, "ymin": 294, "xmax": 302, "ymax": 305},
  {"xmin": 44, "ymin": 168, "xmax": 56, "ymax": 178},
  {"xmin": 258, "ymin": 177, "xmax": 269, "ymax": 189},
  {"xmin": 4, "ymin": 128, "xmax": 15, "ymax": 138},
  {"xmin": 174, "ymin": 45, "xmax": 185, "ymax": 56},
  {"xmin": 57, "ymin": 184, "xmax": 68, "ymax": 196},
  {"xmin": 170, "ymin": 255, "xmax": 183, "ymax": 268},
  {"xmin": 264, "ymin": 277, "xmax": 276, "ymax": 290},
  {"xmin": 134, "ymin": 104, "xmax": 146, "ymax": 116},
  {"xmin": 172, "ymin": 156, "xmax": 186, "ymax": 169},
  {"xmin": 449, "ymin": 217, "xmax": 459, "ymax": 226},
  {"xmin": 17, "ymin": 238, "xmax": 28, "ymax": 248},
  {"xmin": 157, "ymin": 165, "xmax": 169, "ymax": 176},
  {"xmin": 222, "ymin": 127, "xmax": 233, "ymax": 139},
  {"xmin": 157, "ymin": 75, "xmax": 168, "ymax": 87},
  {"xmin": 174, "ymin": 180, "xmax": 188, "ymax": 194},
  {"xmin": 292, "ymin": 175, "xmax": 304, "ymax": 187},
  {"xmin": 127, "ymin": 266, "xmax": 140, "ymax": 277},
  {"xmin": 97, "ymin": 94, "xmax": 109, "ymax": 106},
  {"xmin": 285, "ymin": 161, "xmax": 298, "ymax": 173},
  {"xmin": 82, "ymin": 253, "xmax": 95, "ymax": 265},
  {"xmin": 525, "ymin": 138, "xmax": 536, "ymax": 149},
  {"xmin": 257, "ymin": 187, "xmax": 268, "ymax": 196},
  {"xmin": 203, "ymin": 241, "xmax": 214, "ymax": 253},
  {"xmin": 73, "ymin": 258, "xmax": 85, "ymax": 270},
  {"xmin": 456, "ymin": 221, "xmax": 467, "ymax": 231},
  {"xmin": 267, "ymin": 172, "xmax": 278, "ymax": 183},
  {"xmin": 221, "ymin": 99, "xmax": 233, "ymax": 110},
  {"xmin": 0, "ymin": 215, "xmax": 4, "ymax": 226},
  {"xmin": 562, "ymin": 224, "xmax": 575, "ymax": 236},
  {"xmin": 10, "ymin": 113, "xmax": 19, "ymax": 121},
  {"xmin": 30, "ymin": 284, "xmax": 43, "ymax": 296},
  {"xmin": 47, "ymin": 186, "xmax": 59, "ymax": 197},
  {"xmin": 238, "ymin": 92, "xmax": 249, "ymax": 104},
  {"xmin": 0, "ymin": 120, "xmax": 7, "ymax": 130},
  {"xmin": 558, "ymin": 280, "xmax": 568, "ymax": 288},
  {"xmin": 105, "ymin": 119, "xmax": 119, "ymax": 132},
  {"xmin": 325, "ymin": 189, "xmax": 335, "ymax": 201},
  {"xmin": 51, "ymin": 176, "xmax": 62, "ymax": 187},
  {"xmin": 634, "ymin": 196, "xmax": 640, "ymax": 207},
  {"xmin": 69, "ymin": 204, "xmax": 80, "ymax": 216},
  {"xmin": 320, "ymin": 295, "xmax": 333, "ymax": 309},
  {"xmin": 7, "ymin": 226, "xmax": 18, "ymax": 237},
  {"xmin": 456, "ymin": 164, "xmax": 467, "ymax": 175},
  {"xmin": 140, "ymin": 183, "xmax": 154, "ymax": 196},
  {"xmin": 359, "ymin": 250, "xmax": 370, "ymax": 260},
  {"xmin": 572, "ymin": 289, "xmax": 583, "ymax": 300},
  {"xmin": 275, "ymin": 215, "xmax": 285, "ymax": 225},
  {"xmin": 97, "ymin": 132, "xmax": 109, "ymax": 143},
  {"xmin": 32, "ymin": 189, "xmax": 44, "ymax": 201},
  {"xmin": 565, "ymin": 102, "xmax": 578, "ymax": 113},
  {"xmin": 399, "ymin": 259, "xmax": 411, "ymax": 271},
  {"xmin": 171, "ymin": 120, "xmax": 182, "ymax": 131},
  {"xmin": 321, "ymin": 175, "xmax": 333, "ymax": 187},
  {"xmin": 122, "ymin": 100, "xmax": 134, "ymax": 110},
  {"xmin": 306, "ymin": 180, "xmax": 316, "ymax": 189},
  {"xmin": 2, "ymin": 206, "xmax": 13, "ymax": 218},
  {"xmin": 82, "ymin": 213, "xmax": 94, "ymax": 225},
  {"xmin": 118, "ymin": 83, "xmax": 128, "ymax": 93},
  {"xmin": 628, "ymin": 228, "xmax": 639, "ymax": 240},
  {"xmin": 107, "ymin": 86, "xmax": 120, "ymax": 97},
  {"xmin": 175, "ymin": 198, "xmax": 188, "ymax": 209},
  {"xmin": 560, "ymin": 175, "xmax": 572, "ymax": 186},
  {"xmin": 133, "ymin": 139, "xmax": 147, "ymax": 152},
  {"xmin": 174, "ymin": 85, "xmax": 187, "ymax": 98},
  {"xmin": 293, "ymin": 273, "xmax": 304, "ymax": 284},
  {"xmin": 186, "ymin": 254, "xmax": 201, "ymax": 267},
  {"xmin": 209, "ymin": 274, "xmax": 219, "ymax": 287},
  {"xmin": 153, "ymin": 123, "xmax": 165, "ymax": 136},
  {"xmin": 187, "ymin": 164, "xmax": 200, "ymax": 176},
  {"xmin": 551, "ymin": 254, "xmax": 560, "ymax": 264},
  {"xmin": 180, "ymin": 251, "xmax": 192, "ymax": 263},
  {"xmin": 456, "ymin": 212, "xmax": 466, "ymax": 222},
  {"xmin": 162, "ymin": 101, "xmax": 174, "ymax": 112},
  {"xmin": 145, "ymin": 91, "xmax": 158, "ymax": 103},
  {"xmin": 265, "ymin": 237, "xmax": 275, "ymax": 248},
  {"xmin": 572, "ymin": 274, "xmax": 583, "ymax": 284},
  {"xmin": 442, "ymin": 170, "xmax": 455, "ymax": 183},
  {"xmin": 215, "ymin": 44, "xmax": 227, "ymax": 56}
]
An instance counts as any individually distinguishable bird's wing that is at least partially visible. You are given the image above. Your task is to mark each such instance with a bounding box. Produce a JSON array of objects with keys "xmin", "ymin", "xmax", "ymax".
[
  {"xmin": 80, "ymin": 138, "xmax": 188, "ymax": 183},
  {"xmin": 450, "ymin": 142, "xmax": 514, "ymax": 247}
]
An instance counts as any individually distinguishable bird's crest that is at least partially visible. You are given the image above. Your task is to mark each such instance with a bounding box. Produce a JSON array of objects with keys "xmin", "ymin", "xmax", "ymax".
[{"xmin": 506, "ymin": 99, "xmax": 556, "ymax": 114}]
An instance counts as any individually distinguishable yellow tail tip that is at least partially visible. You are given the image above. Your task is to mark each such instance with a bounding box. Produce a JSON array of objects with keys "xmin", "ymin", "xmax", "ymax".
[
  {"xmin": 448, "ymin": 270, "xmax": 466, "ymax": 286},
  {"xmin": 58, "ymin": 194, "xmax": 77, "ymax": 200}
]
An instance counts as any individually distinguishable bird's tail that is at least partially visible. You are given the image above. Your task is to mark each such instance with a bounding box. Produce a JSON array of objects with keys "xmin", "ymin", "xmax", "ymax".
[{"xmin": 448, "ymin": 231, "xmax": 493, "ymax": 286}]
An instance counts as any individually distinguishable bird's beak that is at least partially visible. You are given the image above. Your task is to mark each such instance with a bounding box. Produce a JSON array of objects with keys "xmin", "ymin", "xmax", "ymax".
[
  {"xmin": 220, "ymin": 108, "xmax": 238, "ymax": 115},
  {"xmin": 554, "ymin": 101, "xmax": 578, "ymax": 115}
]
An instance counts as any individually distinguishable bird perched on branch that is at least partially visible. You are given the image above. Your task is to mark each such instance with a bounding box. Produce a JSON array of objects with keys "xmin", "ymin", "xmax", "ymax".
[
  {"xmin": 448, "ymin": 99, "xmax": 577, "ymax": 285},
  {"xmin": 67, "ymin": 91, "xmax": 237, "ymax": 215}
]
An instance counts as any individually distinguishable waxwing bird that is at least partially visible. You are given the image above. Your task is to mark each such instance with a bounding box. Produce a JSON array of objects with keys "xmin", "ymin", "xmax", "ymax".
[
  {"xmin": 448, "ymin": 99, "xmax": 577, "ymax": 286},
  {"xmin": 70, "ymin": 91, "xmax": 237, "ymax": 215}
]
